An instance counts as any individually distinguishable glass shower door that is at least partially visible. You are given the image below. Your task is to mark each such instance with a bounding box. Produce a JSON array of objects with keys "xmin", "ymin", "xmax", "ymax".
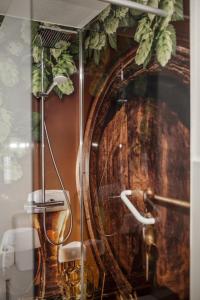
[{"xmin": 0, "ymin": 1, "xmax": 34, "ymax": 299}]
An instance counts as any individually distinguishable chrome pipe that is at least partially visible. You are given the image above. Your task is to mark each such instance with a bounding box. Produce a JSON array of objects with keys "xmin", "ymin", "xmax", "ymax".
[
  {"xmin": 79, "ymin": 29, "xmax": 85, "ymax": 300},
  {"xmin": 41, "ymin": 48, "xmax": 45, "ymax": 204},
  {"xmin": 98, "ymin": 0, "xmax": 168, "ymax": 17},
  {"xmin": 153, "ymin": 194, "xmax": 190, "ymax": 209},
  {"xmin": 40, "ymin": 49, "xmax": 73, "ymax": 246},
  {"xmin": 144, "ymin": 188, "xmax": 190, "ymax": 209}
]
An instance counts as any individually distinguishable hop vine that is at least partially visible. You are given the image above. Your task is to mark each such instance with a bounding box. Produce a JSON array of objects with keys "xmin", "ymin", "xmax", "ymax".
[
  {"xmin": 85, "ymin": 0, "xmax": 183, "ymax": 68},
  {"xmin": 134, "ymin": 0, "xmax": 182, "ymax": 67}
]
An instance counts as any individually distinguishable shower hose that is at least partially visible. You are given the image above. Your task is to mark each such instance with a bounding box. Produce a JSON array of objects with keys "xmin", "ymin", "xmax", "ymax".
[{"xmin": 42, "ymin": 121, "xmax": 73, "ymax": 246}]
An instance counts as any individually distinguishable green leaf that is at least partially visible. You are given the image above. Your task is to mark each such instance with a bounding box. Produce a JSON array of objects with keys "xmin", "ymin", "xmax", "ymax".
[
  {"xmin": 167, "ymin": 24, "xmax": 176, "ymax": 55},
  {"xmin": 54, "ymin": 85, "xmax": 64, "ymax": 99},
  {"xmin": 115, "ymin": 7, "xmax": 129, "ymax": 20},
  {"xmin": 94, "ymin": 50, "xmax": 101, "ymax": 65},
  {"xmin": 134, "ymin": 17, "xmax": 151, "ymax": 43},
  {"xmin": 119, "ymin": 14, "xmax": 136, "ymax": 27},
  {"xmin": 135, "ymin": 29, "xmax": 154, "ymax": 65},
  {"xmin": 148, "ymin": 0, "xmax": 159, "ymax": 21},
  {"xmin": 104, "ymin": 16, "xmax": 119, "ymax": 34},
  {"xmin": 156, "ymin": 28, "xmax": 173, "ymax": 66},
  {"xmin": 108, "ymin": 34, "xmax": 117, "ymax": 50},
  {"xmin": 32, "ymin": 112, "xmax": 40, "ymax": 127},
  {"xmin": 32, "ymin": 112, "xmax": 40, "ymax": 143},
  {"xmin": 89, "ymin": 32, "xmax": 100, "ymax": 49},
  {"xmin": 32, "ymin": 46, "xmax": 42, "ymax": 63},
  {"xmin": 32, "ymin": 68, "xmax": 41, "ymax": 98},
  {"xmin": 57, "ymin": 77, "xmax": 74, "ymax": 95},
  {"xmin": 172, "ymin": 0, "xmax": 184, "ymax": 21},
  {"xmin": 99, "ymin": 6, "xmax": 111, "ymax": 22},
  {"xmin": 143, "ymin": 49, "xmax": 153, "ymax": 68},
  {"xmin": 160, "ymin": 0, "xmax": 175, "ymax": 30},
  {"xmin": 50, "ymin": 40, "xmax": 71, "ymax": 60},
  {"xmin": 33, "ymin": 127, "xmax": 40, "ymax": 143},
  {"xmin": 57, "ymin": 53, "xmax": 77, "ymax": 75}
]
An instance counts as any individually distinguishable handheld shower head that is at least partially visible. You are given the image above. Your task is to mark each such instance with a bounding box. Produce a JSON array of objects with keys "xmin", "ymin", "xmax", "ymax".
[
  {"xmin": 45, "ymin": 75, "xmax": 68, "ymax": 96},
  {"xmin": 54, "ymin": 75, "xmax": 68, "ymax": 85}
]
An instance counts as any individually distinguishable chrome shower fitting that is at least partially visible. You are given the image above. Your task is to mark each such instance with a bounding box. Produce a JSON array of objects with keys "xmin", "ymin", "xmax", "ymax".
[
  {"xmin": 33, "ymin": 24, "xmax": 77, "ymax": 49},
  {"xmin": 144, "ymin": 188, "xmax": 190, "ymax": 209},
  {"xmin": 37, "ymin": 42, "xmax": 73, "ymax": 246},
  {"xmin": 32, "ymin": 24, "xmax": 78, "ymax": 246},
  {"xmin": 40, "ymin": 75, "xmax": 69, "ymax": 98}
]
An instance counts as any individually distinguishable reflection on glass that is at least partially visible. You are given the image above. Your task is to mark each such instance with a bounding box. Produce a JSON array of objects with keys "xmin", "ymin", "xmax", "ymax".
[{"xmin": 0, "ymin": 3, "xmax": 33, "ymax": 298}]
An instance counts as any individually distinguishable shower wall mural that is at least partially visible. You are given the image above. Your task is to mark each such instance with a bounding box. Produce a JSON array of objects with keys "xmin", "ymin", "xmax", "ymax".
[{"xmin": 82, "ymin": 10, "xmax": 190, "ymax": 300}]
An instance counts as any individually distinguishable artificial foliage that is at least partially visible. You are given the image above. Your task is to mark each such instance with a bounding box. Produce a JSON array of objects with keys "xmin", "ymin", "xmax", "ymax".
[
  {"xmin": 85, "ymin": 0, "xmax": 183, "ymax": 68},
  {"xmin": 0, "ymin": 1, "xmax": 184, "ymax": 101},
  {"xmin": 32, "ymin": 25, "xmax": 77, "ymax": 99},
  {"xmin": 134, "ymin": 0, "xmax": 183, "ymax": 67}
]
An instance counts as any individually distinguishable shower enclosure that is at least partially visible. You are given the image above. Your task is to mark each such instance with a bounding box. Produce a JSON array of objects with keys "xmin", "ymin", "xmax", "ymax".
[{"xmin": 0, "ymin": 0, "xmax": 199, "ymax": 299}]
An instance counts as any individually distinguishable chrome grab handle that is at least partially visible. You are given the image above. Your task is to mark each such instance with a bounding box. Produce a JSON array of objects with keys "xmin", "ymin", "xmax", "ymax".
[{"xmin": 120, "ymin": 190, "xmax": 156, "ymax": 225}]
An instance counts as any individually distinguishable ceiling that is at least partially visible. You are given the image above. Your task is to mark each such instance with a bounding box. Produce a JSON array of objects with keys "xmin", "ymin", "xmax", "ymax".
[{"xmin": 0, "ymin": 0, "xmax": 108, "ymax": 28}]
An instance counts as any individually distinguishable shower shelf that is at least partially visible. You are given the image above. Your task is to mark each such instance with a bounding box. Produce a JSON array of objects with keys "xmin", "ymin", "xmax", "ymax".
[{"xmin": 24, "ymin": 190, "xmax": 70, "ymax": 214}]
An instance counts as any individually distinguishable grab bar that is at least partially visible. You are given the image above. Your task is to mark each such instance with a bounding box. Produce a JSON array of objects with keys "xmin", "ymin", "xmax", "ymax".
[{"xmin": 120, "ymin": 190, "xmax": 156, "ymax": 225}]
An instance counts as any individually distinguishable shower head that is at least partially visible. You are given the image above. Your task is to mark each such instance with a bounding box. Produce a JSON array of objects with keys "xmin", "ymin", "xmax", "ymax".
[
  {"xmin": 54, "ymin": 75, "xmax": 68, "ymax": 85},
  {"xmin": 33, "ymin": 24, "xmax": 77, "ymax": 49},
  {"xmin": 45, "ymin": 75, "xmax": 68, "ymax": 96}
]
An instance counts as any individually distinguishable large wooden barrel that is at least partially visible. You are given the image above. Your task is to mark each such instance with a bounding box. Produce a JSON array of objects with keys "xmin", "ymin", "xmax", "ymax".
[{"xmin": 83, "ymin": 46, "xmax": 190, "ymax": 299}]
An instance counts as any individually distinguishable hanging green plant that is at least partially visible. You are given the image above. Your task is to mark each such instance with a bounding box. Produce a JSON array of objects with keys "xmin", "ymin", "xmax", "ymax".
[
  {"xmin": 84, "ymin": 0, "xmax": 183, "ymax": 68},
  {"xmin": 30, "ymin": 1, "xmax": 184, "ymax": 101},
  {"xmin": 84, "ymin": 5, "xmax": 133, "ymax": 64},
  {"xmin": 32, "ymin": 29, "xmax": 77, "ymax": 99},
  {"xmin": 134, "ymin": 0, "xmax": 183, "ymax": 67}
]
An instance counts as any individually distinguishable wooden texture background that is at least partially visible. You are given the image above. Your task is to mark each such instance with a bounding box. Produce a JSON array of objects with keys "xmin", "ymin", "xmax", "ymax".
[{"xmin": 83, "ymin": 46, "xmax": 190, "ymax": 299}]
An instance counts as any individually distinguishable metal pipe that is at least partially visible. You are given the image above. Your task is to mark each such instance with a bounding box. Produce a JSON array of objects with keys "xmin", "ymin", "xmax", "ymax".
[
  {"xmin": 98, "ymin": 0, "xmax": 168, "ymax": 17},
  {"xmin": 79, "ymin": 29, "xmax": 85, "ymax": 300},
  {"xmin": 41, "ymin": 48, "xmax": 45, "ymax": 204},
  {"xmin": 144, "ymin": 188, "xmax": 190, "ymax": 209},
  {"xmin": 153, "ymin": 194, "xmax": 190, "ymax": 209},
  {"xmin": 42, "ymin": 122, "xmax": 73, "ymax": 246},
  {"xmin": 40, "ymin": 49, "xmax": 73, "ymax": 246}
]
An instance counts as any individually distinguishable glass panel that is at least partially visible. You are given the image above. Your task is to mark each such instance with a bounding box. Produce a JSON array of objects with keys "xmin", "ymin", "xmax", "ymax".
[
  {"xmin": 83, "ymin": 2, "xmax": 190, "ymax": 299},
  {"xmin": 0, "ymin": 1, "xmax": 192, "ymax": 299},
  {"xmin": 0, "ymin": 1, "xmax": 33, "ymax": 299},
  {"xmin": 191, "ymin": 1, "xmax": 200, "ymax": 299},
  {"xmin": 30, "ymin": 14, "xmax": 82, "ymax": 300}
]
